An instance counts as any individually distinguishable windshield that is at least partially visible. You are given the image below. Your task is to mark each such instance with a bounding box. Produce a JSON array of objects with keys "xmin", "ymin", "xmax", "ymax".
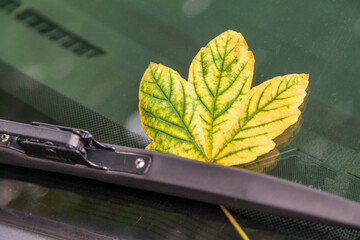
[{"xmin": 0, "ymin": 0, "xmax": 359, "ymax": 239}]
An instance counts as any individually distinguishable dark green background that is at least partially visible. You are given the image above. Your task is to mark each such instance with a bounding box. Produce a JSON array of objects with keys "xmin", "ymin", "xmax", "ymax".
[{"xmin": 0, "ymin": 1, "xmax": 360, "ymax": 239}]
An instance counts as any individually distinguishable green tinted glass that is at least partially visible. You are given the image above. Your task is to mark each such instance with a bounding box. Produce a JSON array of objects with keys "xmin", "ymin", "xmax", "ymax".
[{"xmin": 0, "ymin": 0, "xmax": 359, "ymax": 239}]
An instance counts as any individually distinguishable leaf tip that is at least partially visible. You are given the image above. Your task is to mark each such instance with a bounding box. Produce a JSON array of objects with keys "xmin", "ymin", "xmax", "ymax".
[
  {"xmin": 148, "ymin": 62, "xmax": 158, "ymax": 68},
  {"xmin": 298, "ymin": 73, "xmax": 309, "ymax": 80},
  {"xmin": 224, "ymin": 29, "xmax": 245, "ymax": 38},
  {"xmin": 299, "ymin": 73, "xmax": 310, "ymax": 84},
  {"xmin": 225, "ymin": 29, "xmax": 237, "ymax": 34},
  {"xmin": 248, "ymin": 50, "xmax": 255, "ymax": 63}
]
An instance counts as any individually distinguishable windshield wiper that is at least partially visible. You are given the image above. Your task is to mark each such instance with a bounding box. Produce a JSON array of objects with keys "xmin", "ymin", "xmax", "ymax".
[
  {"xmin": 0, "ymin": 119, "xmax": 151, "ymax": 174},
  {"xmin": 0, "ymin": 118, "xmax": 359, "ymax": 230}
]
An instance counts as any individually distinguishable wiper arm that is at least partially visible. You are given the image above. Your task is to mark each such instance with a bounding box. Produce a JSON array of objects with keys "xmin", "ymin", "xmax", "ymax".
[
  {"xmin": 0, "ymin": 119, "xmax": 360, "ymax": 230},
  {"xmin": 0, "ymin": 119, "xmax": 151, "ymax": 174}
]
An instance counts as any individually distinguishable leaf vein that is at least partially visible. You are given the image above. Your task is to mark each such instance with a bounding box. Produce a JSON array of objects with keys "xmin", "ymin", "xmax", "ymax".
[
  {"xmin": 215, "ymin": 145, "xmax": 260, "ymax": 162},
  {"xmin": 140, "ymin": 90, "xmax": 167, "ymax": 101},
  {"xmin": 214, "ymin": 80, "xmax": 300, "ymax": 159},
  {"xmin": 218, "ymin": 62, "xmax": 249, "ymax": 97},
  {"xmin": 208, "ymin": 35, "xmax": 230, "ymax": 160},
  {"xmin": 140, "ymin": 107, "xmax": 184, "ymax": 129},
  {"xmin": 143, "ymin": 124, "xmax": 192, "ymax": 144},
  {"xmin": 149, "ymin": 67, "xmax": 207, "ymax": 159}
]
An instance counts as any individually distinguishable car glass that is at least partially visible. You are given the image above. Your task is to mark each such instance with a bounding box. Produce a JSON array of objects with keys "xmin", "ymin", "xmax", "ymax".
[{"xmin": 0, "ymin": 0, "xmax": 359, "ymax": 239}]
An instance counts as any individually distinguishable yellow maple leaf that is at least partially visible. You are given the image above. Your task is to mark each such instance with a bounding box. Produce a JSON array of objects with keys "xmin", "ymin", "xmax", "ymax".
[{"xmin": 139, "ymin": 30, "xmax": 309, "ymax": 166}]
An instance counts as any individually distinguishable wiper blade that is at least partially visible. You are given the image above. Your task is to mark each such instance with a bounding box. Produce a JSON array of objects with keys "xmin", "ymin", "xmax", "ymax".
[{"xmin": 0, "ymin": 119, "xmax": 359, "ymax": 229}]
